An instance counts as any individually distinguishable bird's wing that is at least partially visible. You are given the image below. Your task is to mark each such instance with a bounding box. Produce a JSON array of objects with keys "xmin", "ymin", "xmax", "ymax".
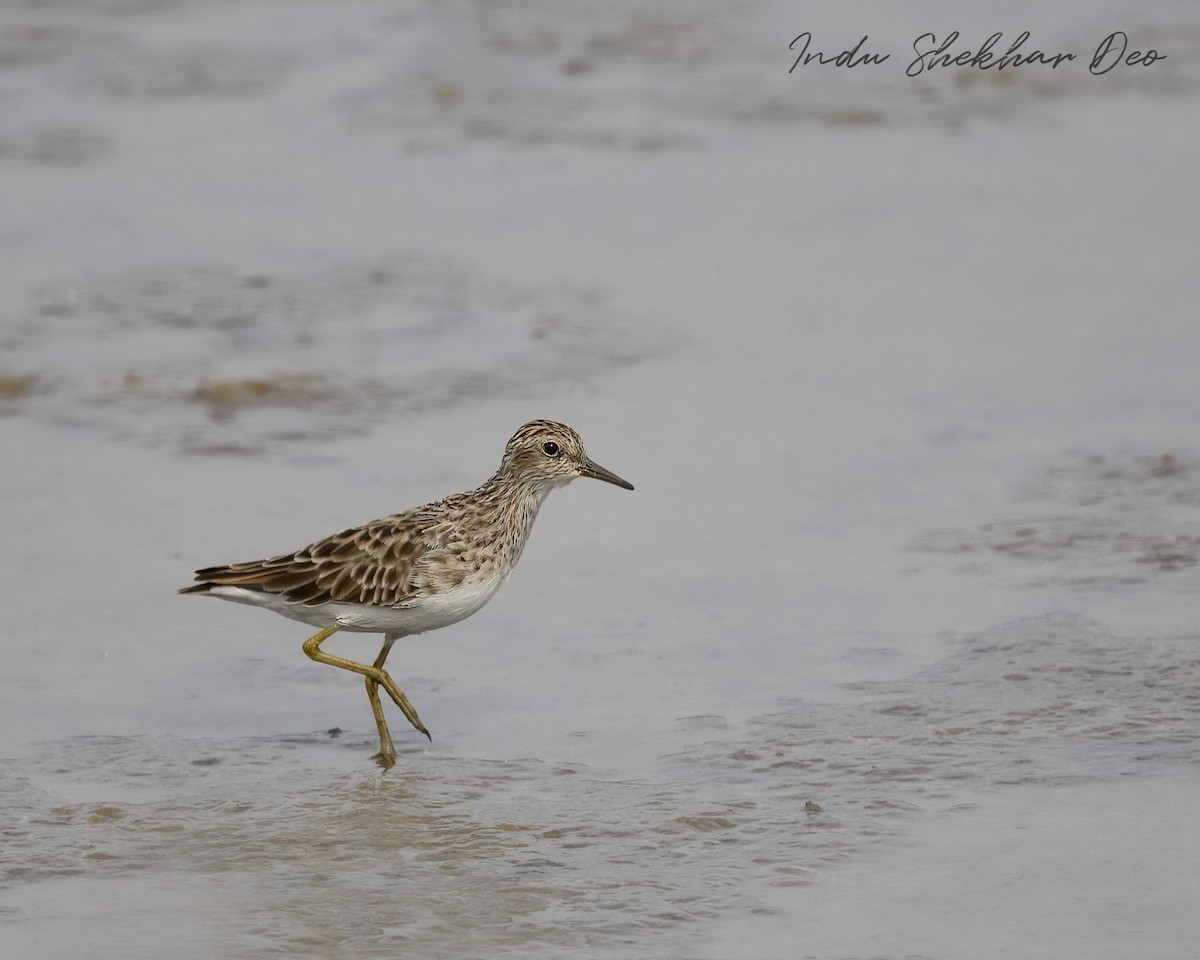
[{"xmin": 184, "ymin": 511, "xmax": 440, "ymax": 607}]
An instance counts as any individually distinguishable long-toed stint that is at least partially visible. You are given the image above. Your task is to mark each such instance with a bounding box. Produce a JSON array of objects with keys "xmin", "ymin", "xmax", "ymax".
[{"xmin": 180, "ymin": 420, "xmax": 633, "ymax": 767}]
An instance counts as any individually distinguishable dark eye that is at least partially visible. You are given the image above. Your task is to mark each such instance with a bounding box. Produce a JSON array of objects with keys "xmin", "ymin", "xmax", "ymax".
[{"xmin": 542, "ymin": 441, "xmax": 561, "ymax": 457}]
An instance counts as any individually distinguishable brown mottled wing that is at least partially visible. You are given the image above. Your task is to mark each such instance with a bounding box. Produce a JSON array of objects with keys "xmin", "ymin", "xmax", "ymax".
[{"xmin": 183, "ymin": 511, "xmax": 437, "ymax": 607}]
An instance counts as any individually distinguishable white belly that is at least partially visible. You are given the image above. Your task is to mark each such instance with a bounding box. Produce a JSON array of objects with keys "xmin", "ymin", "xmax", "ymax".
[{"xmin": 204, "ymin": 571, "xmax": 509, "ymax": 636}]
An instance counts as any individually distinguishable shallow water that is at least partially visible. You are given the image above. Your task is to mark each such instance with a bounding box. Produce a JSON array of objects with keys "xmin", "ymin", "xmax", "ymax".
[
  {"xmin": 2, "ymin": 1, "xmax": 1199, "ymax": 957},
  {"xmin": 4, "ymin": 615, "xmax": 1198, "ymax": 958}
]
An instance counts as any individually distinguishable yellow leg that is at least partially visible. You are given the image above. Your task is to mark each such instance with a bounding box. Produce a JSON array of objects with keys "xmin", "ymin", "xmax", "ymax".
[
  {"xmin": 301, "ymin": 624, "xmax": 429, "ymax": 767},
  {"xmin": 364, "ymin": 636, "xmax": 403, "ymax": 764}
]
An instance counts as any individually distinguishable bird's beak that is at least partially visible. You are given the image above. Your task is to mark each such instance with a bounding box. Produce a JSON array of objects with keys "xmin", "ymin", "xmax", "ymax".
[{"xmin": 580, "ymin": 458, "xmax": 634, "ymax": 490}]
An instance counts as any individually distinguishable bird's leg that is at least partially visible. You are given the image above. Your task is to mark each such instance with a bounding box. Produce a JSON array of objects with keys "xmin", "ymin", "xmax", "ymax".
[
  {"xmin": 365, "ymin": 659, "xmax": 395, "ymax": 767},
  {"xmin": 301, "ymin": 624, "xmax": 430, "ymax": 768},
  {"xmin": 363, "ymin": 633, "xmax": 428, "ymax": 741},
  {"xmin": 364, "ymin": 634, "xmax": 406, "ymax": 765}
]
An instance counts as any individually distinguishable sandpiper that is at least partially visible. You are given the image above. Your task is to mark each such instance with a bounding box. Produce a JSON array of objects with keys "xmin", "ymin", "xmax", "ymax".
[{"xmin": 180, "ymin": 420, "xmax": 633, "ymax": 766}]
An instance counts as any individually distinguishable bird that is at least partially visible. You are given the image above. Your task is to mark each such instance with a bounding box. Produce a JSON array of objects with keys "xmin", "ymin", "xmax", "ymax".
[{"xmin": 179, "ymin": 419, "xmax": 633, "ymax": 766}]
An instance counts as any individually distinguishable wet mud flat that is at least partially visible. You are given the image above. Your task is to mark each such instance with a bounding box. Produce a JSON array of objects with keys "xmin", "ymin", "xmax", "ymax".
[{"xmin": 2, "ymin": 613, "xmax": 1197, "ymax": 959}]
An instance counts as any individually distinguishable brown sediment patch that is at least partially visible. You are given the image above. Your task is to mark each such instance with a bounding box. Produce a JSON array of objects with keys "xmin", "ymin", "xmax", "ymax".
[
  {"xmin": 820, "ymin": 108, "xmax": 886, "ymax": 128},
  {"xmin": 192, "ymin": 374, "xmax": 332, "ymax": 410},
  {"xmin": 1135, "ymin": 534, "xmax": 1200, "ymax": 571},
  {"xmin": 0, "ymin": 373, "xmax": 37, "ymax": 399},
  {"xmin": 1148, "ymin": 452, "xmax": 1182, "ymax": 478}
]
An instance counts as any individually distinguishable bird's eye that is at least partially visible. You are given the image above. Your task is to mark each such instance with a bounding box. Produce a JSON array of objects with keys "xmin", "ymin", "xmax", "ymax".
[{"xmin": 542, "ymin": 441, "xmax": 561, "ymax": 457}]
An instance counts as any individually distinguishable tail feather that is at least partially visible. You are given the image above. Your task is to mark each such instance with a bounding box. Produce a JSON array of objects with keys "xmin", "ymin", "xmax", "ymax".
[{"xmin": 179, "ymin": 562, "xmax": 280, "ymax": 596}]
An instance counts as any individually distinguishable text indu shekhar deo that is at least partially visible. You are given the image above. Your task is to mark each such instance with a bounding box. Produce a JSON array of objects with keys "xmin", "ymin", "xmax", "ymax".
[{"xmin": 787, "ymin": 31, "xmax": 1166, "ymax": 77}]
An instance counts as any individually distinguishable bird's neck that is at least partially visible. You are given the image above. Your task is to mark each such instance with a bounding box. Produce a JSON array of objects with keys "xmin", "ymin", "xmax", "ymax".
[{"xmin": 474, "ymin": 471, "xmax": 561, "ymax": 559}]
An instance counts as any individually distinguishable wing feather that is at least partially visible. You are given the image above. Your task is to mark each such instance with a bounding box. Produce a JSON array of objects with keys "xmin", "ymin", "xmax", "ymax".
[{"xmin": 181, "ymin": 510, "xmax": 439, "ymax": 606}]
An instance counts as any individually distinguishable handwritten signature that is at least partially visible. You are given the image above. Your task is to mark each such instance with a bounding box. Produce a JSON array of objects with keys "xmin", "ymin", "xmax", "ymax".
[{"xmin": 787, "ymin": 31, "xmax": 1165, "ymax": 77}]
